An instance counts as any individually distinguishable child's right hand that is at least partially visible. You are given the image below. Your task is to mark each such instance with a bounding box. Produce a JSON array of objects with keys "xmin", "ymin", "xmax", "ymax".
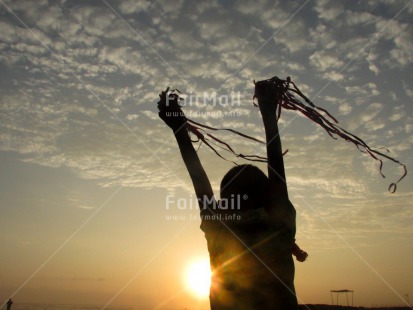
[{"xmin": 157, "ymin": 88, "xmax": 187, "ymax": 131}]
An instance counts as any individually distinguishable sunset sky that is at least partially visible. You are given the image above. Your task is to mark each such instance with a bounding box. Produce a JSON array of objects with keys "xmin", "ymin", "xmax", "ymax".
[{"xmin": 0, "ymin": 0, "xmax": 412, "ymax": 309}]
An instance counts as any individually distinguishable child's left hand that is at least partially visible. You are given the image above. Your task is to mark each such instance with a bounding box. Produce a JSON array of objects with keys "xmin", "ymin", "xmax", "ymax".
[{"xmin": 157, "ymin": 88, "xmax": 187, "ymax": 131}]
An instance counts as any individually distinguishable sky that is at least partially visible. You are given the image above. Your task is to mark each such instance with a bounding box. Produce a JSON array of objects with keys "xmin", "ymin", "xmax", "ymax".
[{"xmin": 0, "ymin": 0, "xmax": 412, "ymax": 309}]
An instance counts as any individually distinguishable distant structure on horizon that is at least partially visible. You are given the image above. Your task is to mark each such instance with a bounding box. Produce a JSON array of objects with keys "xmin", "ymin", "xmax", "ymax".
[{"xmin": 330, "ymin": 289, "xmax": 354, "ymax": 306}]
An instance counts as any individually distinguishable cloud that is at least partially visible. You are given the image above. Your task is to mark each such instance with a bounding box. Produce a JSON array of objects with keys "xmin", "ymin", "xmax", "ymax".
[
  {"xmin": 390, "ymin": 40, "xmax": 413, "ymax": 67},
  {"xmin": 118, "ymin": 0, "xmax": 151, "ymax": 14},
  {"xmin": 0, "ymin": 0, "xmax": 411, "ymax": 200},
  {"xmin": 289, "ymin": 175, "xmax": 368, "ymax": 200},
  {"xmin": 339, "ymin": 102, "xmax": 352, "ymax": 115},
  {"xmin": 0, "ymin": 1, "xmax": 411, "ymax": 264},
  {"xmin": 322, "ymin": 70, "xmax": 344, "ymax": 81},
  {"xmin": 273, "ymin": 19, "xmax": 312, "ymax": 53},
  {"xmin": 389, "ymin": 106, "xmax": 406, "ymax": 122},
  {"xmin": 366, "ymin": 50, "xmax": 381, "ymax": 75},
  {"xmin": 314, "ymin": 0, "xmax": 345, "ymax": 21},
  {"xmin": 344, "ymin": 83, "xmax": 379, "ymax": 97},
  {"xmin": 343, "ymin": 102, "xmax": 385, "ymax": 134},
  {"xmin": 310, "ymin": 50, "xmax": 344, "ymax": 72}
]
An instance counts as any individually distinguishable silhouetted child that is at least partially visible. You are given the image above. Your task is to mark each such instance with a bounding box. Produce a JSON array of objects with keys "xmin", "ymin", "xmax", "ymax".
[{"xmin": 158, "ymin": 80, "xmax": 306, "ymax": 309}]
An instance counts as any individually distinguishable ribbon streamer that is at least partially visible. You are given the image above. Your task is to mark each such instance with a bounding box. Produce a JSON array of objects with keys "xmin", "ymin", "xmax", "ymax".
[{"xmin": 158, "ymin": 76, "xmax": 407, "ymax": 193}]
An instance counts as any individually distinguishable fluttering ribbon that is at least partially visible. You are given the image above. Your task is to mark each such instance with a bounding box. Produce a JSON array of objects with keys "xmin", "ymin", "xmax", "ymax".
[
  {"xmin": 158, "ymin": 87, "xmax": 271, "ymax": 165},
  {"xmin": 158, "ymin": 76, "xmax": 407, "ymax": 193},
  {"xmin": 252, "ymin": 76, "xmax": 406, "ymax": 193}
]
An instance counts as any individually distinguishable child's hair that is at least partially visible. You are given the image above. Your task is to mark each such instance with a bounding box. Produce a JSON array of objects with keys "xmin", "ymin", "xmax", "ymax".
[{"xmin": 220, "ymin": 164, "xmax": 270, "ymax": 211}]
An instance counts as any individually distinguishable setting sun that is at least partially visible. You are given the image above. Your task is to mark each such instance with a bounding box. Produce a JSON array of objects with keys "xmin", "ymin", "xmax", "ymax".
[{"xmin": 185, "ymin": 259, "xmax": 212, "ymax": 298}]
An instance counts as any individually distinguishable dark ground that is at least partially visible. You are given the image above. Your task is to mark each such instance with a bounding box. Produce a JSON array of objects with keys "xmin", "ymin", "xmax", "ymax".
[{"xmin": 299, "ymin": 305, "xmax": 412, "ymax": 310}]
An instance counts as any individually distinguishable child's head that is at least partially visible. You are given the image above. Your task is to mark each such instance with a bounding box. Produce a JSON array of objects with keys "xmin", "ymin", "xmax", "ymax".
[{"xmin": 220, "ymin": 164, "xmax": 270, "ymax": 212}]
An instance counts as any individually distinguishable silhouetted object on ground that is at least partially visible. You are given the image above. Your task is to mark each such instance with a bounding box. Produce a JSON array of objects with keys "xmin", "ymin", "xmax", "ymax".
[
  {"xmin": 298, "ymin": 306, "xmax": 411, "ymax": 310},
  {"xmin": 158, "ymin": 79, "xmax": 307, "ymax": 309},
  {"xmin": 331, "ymin": 290, "xmax": 354, "ymax": 306},
  {"xmin": 6, "ymin": 298, "xmax": 13, "ymax": 310}
]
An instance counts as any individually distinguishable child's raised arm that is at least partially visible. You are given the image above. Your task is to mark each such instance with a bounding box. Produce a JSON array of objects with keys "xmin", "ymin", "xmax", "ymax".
[
  {"xmin": 254, "ymin": 81, "xmax": 289, "ymax": 205},
  {"xmin": 157, "ymin": 89, "xmax": 214, "ymax": 206}
]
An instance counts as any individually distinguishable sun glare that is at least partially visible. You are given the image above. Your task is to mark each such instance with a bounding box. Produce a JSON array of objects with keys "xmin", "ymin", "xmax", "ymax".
[{"xmin": 185, "ymin": 259, "xmax": 212, "ymax": 298}]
